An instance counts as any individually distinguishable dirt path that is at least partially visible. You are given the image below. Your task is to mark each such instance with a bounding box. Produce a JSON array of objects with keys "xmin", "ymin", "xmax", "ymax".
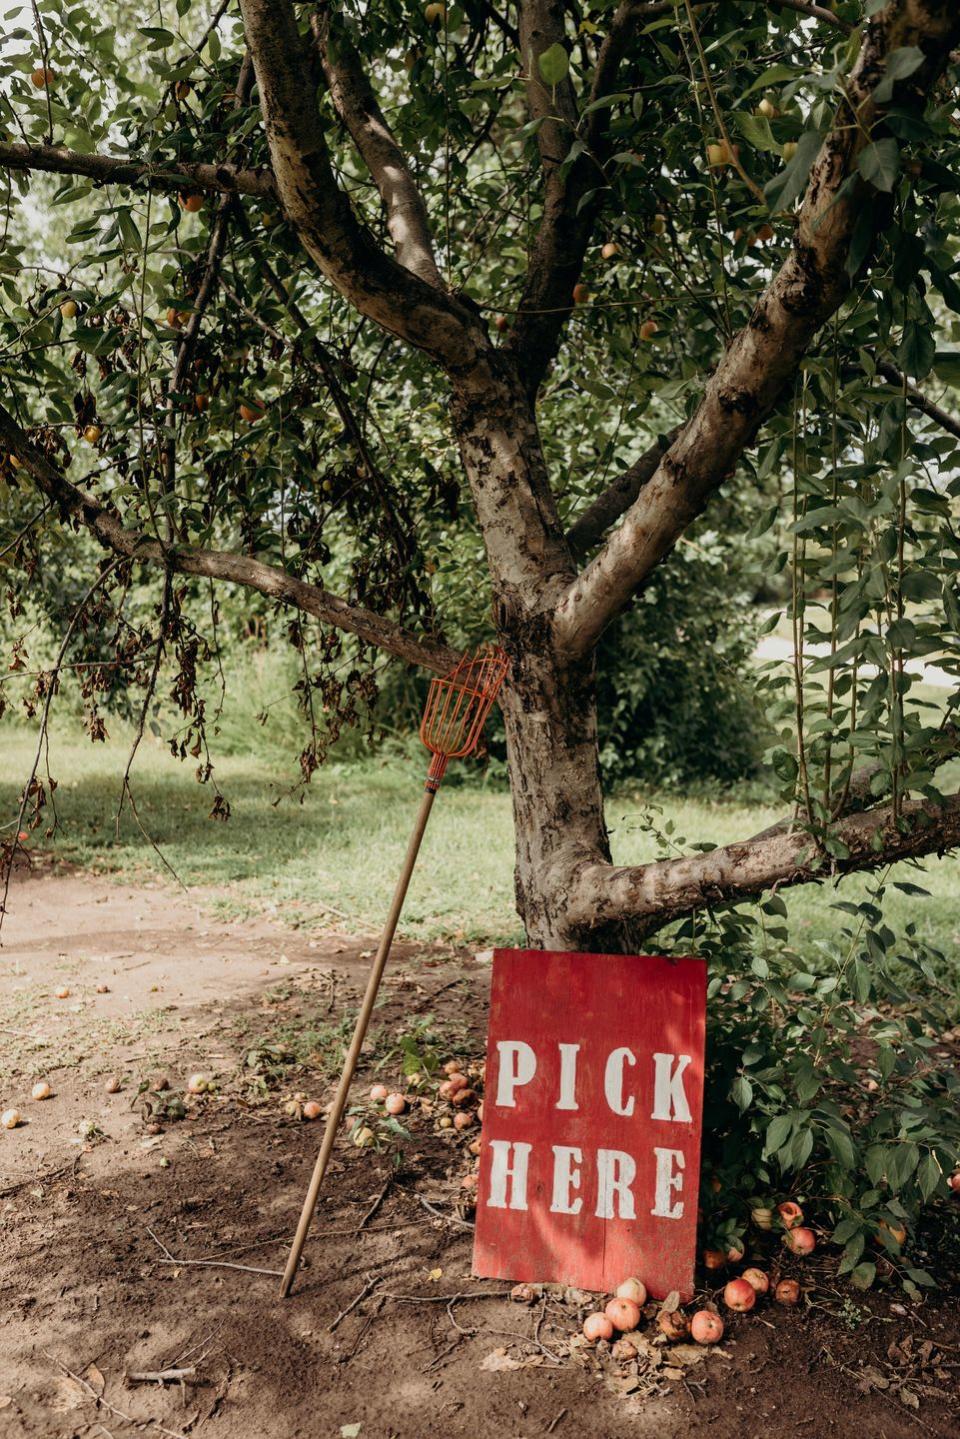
[{"xmin": 1, "ymin": 866, "xmax": 957, "ymax": 1439}]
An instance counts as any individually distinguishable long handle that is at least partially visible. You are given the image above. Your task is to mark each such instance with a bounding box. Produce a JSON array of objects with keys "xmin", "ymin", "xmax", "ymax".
[{"xmin": 279, "ymin": 780, "xmax": 439, "ymax": 1297}]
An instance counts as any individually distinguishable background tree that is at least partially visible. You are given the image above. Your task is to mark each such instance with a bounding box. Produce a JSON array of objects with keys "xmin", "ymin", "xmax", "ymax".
[{"xmin": 2, "ymin": 0, "xmax": 960, "ymax": 955}]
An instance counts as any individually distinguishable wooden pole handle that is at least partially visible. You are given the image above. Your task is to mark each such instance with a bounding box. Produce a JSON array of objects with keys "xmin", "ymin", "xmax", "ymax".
[{"xmin": 278, "ymin": 782, "xmax": 438, "ymax": 1298}]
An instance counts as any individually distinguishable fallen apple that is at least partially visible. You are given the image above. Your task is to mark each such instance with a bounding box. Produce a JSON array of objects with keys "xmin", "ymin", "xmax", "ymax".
[
  {"xmin": 690, "ymin": 1309, "xmax": 724, "ymax": 1344},
  {"xmin": 723, "ymin": 1278, "xmax": 756, "ymax": 1312},
  {"xmin": 604, "ymin": 1296, "xmax": 641, "ymax": 1332},
  {"xmin": 775, "ymin": 1278, "xmax": 800, "ymax": 1306},
  {"xmin": 384, "ymin": 1093, "xmax": 407, "ymax": 1115},
  {"xmin": 657, "ymin": 1308, "xmax": 689, "ymax": 1341},
  {"xmin": 1, "ymin": 1108, "xmax": 22, "ymax": 1129},
  {"xmin": 583, "ymin": 1311, "xmax": 614, "ymax": 1343},
  {"xmin": 31, "ymin": 1081, "xmax": 52, "ymax": 1101},
  {"xmin": 784, "ymin": 1226, "xmax": 816, "ymax": 1256},
  {"xmin": 742, "ymin": 1267, "xmax": 769, "ymax": 1295},
  {"xmin": 615, "ymin": 1276, "xmax": 647, "ymax": 1306},
  {"xmin": 777, "ymin": 1201, "xmax": 803, "ymax": 1230}
]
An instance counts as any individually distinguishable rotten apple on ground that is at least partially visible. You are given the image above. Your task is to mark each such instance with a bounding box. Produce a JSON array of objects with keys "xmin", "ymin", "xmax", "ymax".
[
  {"xmin": 657, "ymin": 1308, "xmax": 689, "ymax": 1341},
  {"xmin": 777, "ymin": 1200, "xmax": 803, "ymax": 1230}
]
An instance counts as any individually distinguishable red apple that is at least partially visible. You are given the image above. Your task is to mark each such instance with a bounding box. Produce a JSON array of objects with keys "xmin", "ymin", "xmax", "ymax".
[
  {"xmin": 723, "ymin": 1278, "xmax": 756, "ymax": 1312},
  {"xmin": 604, "ymin": 1297, "xmax": 641, "ymax": 1332},
  {"xmin": 742, "ymin": 1267, "xmax": 769, "ymax": 1295},
  {"xmin": 784, "ymin": 1226, "xmax": 816, "ymax": 1256},
  {"xmin": 583, "ymin": 1312, "xmax": 614, "ymax": 1343},
  {"xmin": 615, "ymin": 1277, "xmax": 647, "ymax": 1305},
  {"xmin": 690, "ymin": 1309, "xmax": 724, "ymax": 1344},
  {"xmin": 777, "ymin": 1201, "xmax": 803, "ymax": 1230}
]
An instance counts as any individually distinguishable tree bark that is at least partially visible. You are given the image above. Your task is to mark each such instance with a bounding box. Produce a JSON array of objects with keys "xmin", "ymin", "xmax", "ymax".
[{"xmin": 447, "ymin": 361, "xmax": 619, "ymax": 949}]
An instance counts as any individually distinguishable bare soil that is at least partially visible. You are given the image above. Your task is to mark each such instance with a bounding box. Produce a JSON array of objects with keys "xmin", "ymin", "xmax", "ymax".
[{"xmin": 1, "ymin": 862, "xmax": 958, "ymax": 1438}]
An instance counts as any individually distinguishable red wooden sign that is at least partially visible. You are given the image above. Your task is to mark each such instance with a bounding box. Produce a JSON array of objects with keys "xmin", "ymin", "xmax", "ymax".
[{"xmin": 472, "ymin": 948, "xmax": 706, "ymax": 1301}]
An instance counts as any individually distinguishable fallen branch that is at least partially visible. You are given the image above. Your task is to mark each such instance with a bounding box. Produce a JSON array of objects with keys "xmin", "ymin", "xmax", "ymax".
[
  {"xmin": 43, "ymin": 1354, "xmax": 189, "ymax": 1439},
  {"xmin": 126, "ymin": 1367, "xmax": 199, "ymax": 1385},
  {"xmin": 328, "ymin": 1272, "xmax": 379, "ymax": 1332},
  {"xmin": 355, "ymin": 1173, "xmax": 393, "ymax": 1234},
  {"xmin": 146, "ymin": 1226, "xmax": 282, "ymax": 1277}
]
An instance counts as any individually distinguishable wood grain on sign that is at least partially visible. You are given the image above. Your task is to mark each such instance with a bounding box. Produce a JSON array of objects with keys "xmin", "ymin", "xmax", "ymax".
[{"xmin": 472, "ymin": 948, "xmax": 706, "ymax": 1301}]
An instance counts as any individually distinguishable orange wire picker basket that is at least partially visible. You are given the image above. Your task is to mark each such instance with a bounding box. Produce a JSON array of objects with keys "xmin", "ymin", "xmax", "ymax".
[
  {"xmin": 420, "ymin": 644, "xmax": 510, "ymax": 789},
  {"xmin": 279, "ymin": 644, "xmax": 508, "ymax": 1296}
]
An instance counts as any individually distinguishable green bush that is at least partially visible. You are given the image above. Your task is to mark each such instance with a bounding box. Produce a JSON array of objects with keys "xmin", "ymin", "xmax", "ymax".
[
  {"xmin": 594, "ymin": 543, "xmax": 765, "ymax": 787},
  {"xmin": 684, "ymin": 877, "xmax": 960, "ymax": 1296}
]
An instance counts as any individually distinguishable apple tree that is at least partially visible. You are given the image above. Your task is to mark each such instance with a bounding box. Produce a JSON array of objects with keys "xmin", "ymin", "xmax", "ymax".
[{"xmin": 2, "ymin": 0, "xmax": 960, "ymax": 958}]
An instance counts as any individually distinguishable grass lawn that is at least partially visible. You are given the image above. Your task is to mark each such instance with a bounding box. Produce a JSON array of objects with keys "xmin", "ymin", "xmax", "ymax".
[{"xmin": 2, "ymin": 720, "xmax": 958, "ymax": 965}]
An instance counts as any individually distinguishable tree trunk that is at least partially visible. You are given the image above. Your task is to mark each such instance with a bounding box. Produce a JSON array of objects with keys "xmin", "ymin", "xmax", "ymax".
[
  {"xmin": 449, "ymin": 361, "xmax": 624, "ymax": 952},
  {"xmin": 501, "ymin": 649, "xmax": 626, "ymax": 951}
]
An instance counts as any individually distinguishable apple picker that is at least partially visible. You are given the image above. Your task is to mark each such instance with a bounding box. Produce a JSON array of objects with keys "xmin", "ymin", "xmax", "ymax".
[{"xmin": 279, "ymin": 644, "xmax": 509, "ymax": 1297}]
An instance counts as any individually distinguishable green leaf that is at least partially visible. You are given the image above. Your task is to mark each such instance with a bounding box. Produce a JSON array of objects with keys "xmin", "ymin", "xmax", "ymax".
[
  {"xmin": 730, "ymin": 1075, "xmax": 753, "ymax": 1112},
  {"xmin": 850, "ymin": 1261, "xmax": 877, "ymax": 1290},
  {"xmin": 764, "ymin": 130, "xmax": 823, "ymax": 212},
  {"xmin": 858, "ymin": 139, "xmax": 900, "ymax": 193},
  {"xmin": 732, "ymin": 111, "xmax": 778, "ymax": 154},
  {"xmin": 873, "ymin": 46, "xmax": 925, "ymax": 105},
  {"xmin": 896, "ymin": 322, "xmax": 935, "ymax": 380},
  {"xmin": 825, "ymin": 1127, "xmax": 856, "ymax": 1171},
  {"xmin": 137, "ymin": 26, "xmax": 175, "ymax": 48},
  {"xmin": 917, "ymin": 1152, "xmax": 941, "ymax": 1201},
  {"xmin": 831, "ymin": 1216, "xmax": 862, "ymax": 1246},
  {"xmin": 765, "ymin": 1114, "xmax": 793, "ymax": 1153},
  {"xmin": 538, "ymin": 43, "xmax": 569, "ymax": 87}
]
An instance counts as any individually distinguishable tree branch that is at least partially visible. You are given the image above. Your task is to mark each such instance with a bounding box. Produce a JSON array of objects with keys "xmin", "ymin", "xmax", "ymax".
[
  {"xmin": 0, "ymin": 141, "xmax": 274, "ymax": 198},
  {"xmin": 507, "ymin": 0, "xmax": 638, "ymax": 397},
  {"xmin": 565, "ymin": 427, "xmax": 681, "ymax": 559},
  {"xmin": 553, "ymin": 0, "xmax": 960, "ymax": 660},
  {"xmin": 0, "ymin": 402, "xmax": 457, "ymax": 675},
  {"xmin": 313, "ymin": 11, "xmax": 444, "ymax": 288},
  {"xmin": 236, "ymin": 0, "xmax": 487, "ymax": 373},
  {"xmin": 876, "ymin": 358, "xmax": 960, "ymax": 442},
  {"xmin": 571, "ymin": 788, "xmax": 960, "ymax": 937},
  {"xmin": 629, "ymin": 1, "xmax": 851, "ymax": 32},
  {"xmin": 162, "ymin": 57, "xmax": 257, "ymax": 508}
]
